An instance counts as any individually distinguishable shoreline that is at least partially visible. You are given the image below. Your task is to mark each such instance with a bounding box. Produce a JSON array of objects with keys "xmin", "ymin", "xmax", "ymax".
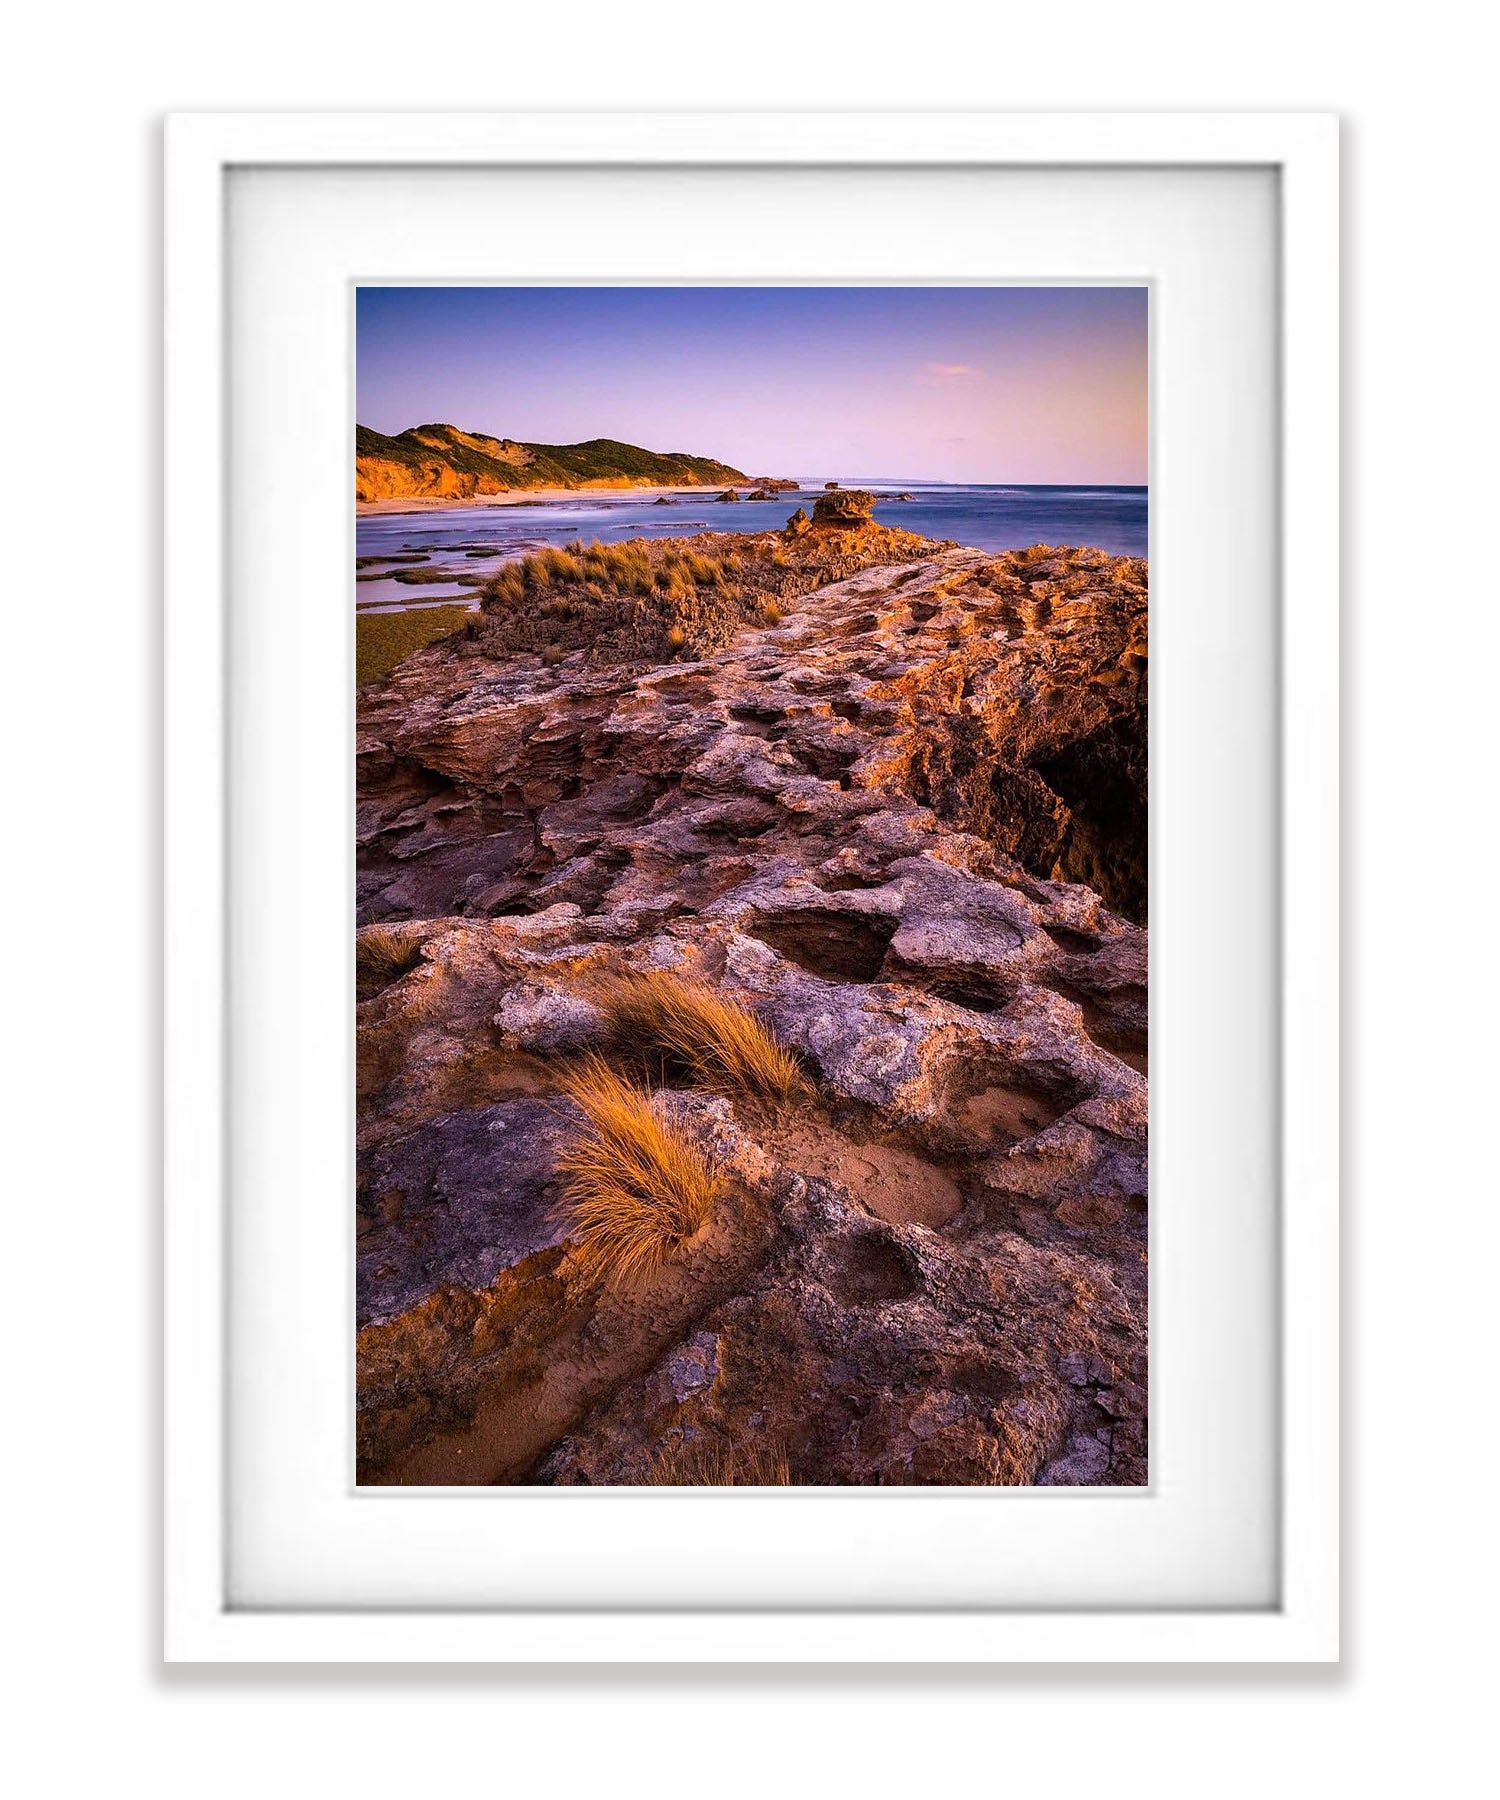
[{"xmin": 357, "ymin": 483, "xmax": 767, "ymax": 517}]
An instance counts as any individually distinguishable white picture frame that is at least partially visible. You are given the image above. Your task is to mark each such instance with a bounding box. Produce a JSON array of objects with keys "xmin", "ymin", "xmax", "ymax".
[{"xmin": 164, "ymin": 111, "xmax": 1338, "ymax": 1663}]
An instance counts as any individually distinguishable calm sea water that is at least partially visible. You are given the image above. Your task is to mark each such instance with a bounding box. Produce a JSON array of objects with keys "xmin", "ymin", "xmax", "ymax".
[{"xmin": 354, "ymin": 482, "xmax": 1147, "ymax": 610}]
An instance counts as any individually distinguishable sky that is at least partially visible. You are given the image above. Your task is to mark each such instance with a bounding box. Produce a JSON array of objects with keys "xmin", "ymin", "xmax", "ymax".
[{"xmin": 356, "ymin": 286, "xmax": 1147, "ymax": 485}]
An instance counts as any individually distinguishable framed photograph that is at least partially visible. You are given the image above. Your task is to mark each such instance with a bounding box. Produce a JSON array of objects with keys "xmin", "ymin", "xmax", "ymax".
[{"xmin": 165, "ymin": 112, "xmax": 1338, "ymax": 1662}]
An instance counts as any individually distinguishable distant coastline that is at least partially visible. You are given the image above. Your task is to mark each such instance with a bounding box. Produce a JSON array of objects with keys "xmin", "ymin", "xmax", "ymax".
[
  {"xmin": 357, "ymin": 483, "xmax": 757, "ymax": 516},
  {"xmin": 355, "ymin": 421, "xmax": 785, "ymax": 506}
]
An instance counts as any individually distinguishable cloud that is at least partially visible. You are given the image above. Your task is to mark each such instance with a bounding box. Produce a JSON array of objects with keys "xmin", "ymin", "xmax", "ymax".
[{"xmin": 925, "ymin": 361, "xmax": 976, "ymax": 378}]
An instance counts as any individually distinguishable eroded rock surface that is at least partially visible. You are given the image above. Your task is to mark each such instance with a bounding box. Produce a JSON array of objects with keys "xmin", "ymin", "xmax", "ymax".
[{"xmin": 355, "ymin": 533, "xmax": 1147, "ymax": 1485}]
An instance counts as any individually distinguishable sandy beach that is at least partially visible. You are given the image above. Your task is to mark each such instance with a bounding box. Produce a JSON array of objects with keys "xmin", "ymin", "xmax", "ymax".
[{"xmin": 356, "ymin": 483, "xmax": 751, "ymax": 516}]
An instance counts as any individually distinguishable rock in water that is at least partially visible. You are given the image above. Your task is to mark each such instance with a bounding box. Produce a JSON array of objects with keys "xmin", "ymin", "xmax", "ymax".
[{"xmin": 811, "ymin": 488, "xmax": 877, "ymax": 527}]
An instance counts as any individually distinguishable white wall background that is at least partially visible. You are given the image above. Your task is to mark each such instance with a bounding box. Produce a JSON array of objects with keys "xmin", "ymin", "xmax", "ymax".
[{"xmin": 3, "ymin": 3, "xmax": 1493, "ymax": 1791}]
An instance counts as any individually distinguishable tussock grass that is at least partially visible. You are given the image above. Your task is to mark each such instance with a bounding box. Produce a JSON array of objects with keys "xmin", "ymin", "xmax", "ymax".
[
  {"xmin": 592, "ymin": 969, "xmax": 808, "ymax": 1104},
  {"xmin": 555, "ymin": 1058, "xmax": 720, "ymax": 1288},
  {"xmin": 645, "ymin": 1434, "xmax": 793, "ymax": 1486},
  {"xmin": 355, "ymin": 923, "xmax": 425, "ymax": 999},
  {"xmin": 484, "ymin": 540, "xmax": 734, "ymax": 613},
  {"xmin": 465, "ymin": 523, "xmax": 941, "ymax": 669}
]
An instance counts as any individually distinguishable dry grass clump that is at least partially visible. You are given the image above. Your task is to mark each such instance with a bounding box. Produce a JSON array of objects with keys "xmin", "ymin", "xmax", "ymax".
[
  {"xmin": 555, "ymin": 1057, "xmax": 720, "ymax": 1288},
  {"xmin": 464, "ymin": 524, "xmax": 942, "ymax": 669},
  {"xmin": 472, "ymin": 537, "xmax": 750, "ymax": 664},
  {"xmin": 355, "ymin": 922, "xmax": 425, "ymax": 1000},
  {"xmin": 592, "ymin": 969, "xmax": 809, "ymax": 1104},
  {"xmin": 645, "ymin": 1434, "xmax": 793, "ymax": 1486},
  {"xmin": 482, "ymin": 539, "xmax": 731, "ymax": 611}
]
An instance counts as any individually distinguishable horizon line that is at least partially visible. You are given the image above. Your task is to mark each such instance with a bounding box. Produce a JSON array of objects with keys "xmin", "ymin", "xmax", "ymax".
[{"xmin": 356, "ymin": 422, "xmax": 1144, "ymax": 491}]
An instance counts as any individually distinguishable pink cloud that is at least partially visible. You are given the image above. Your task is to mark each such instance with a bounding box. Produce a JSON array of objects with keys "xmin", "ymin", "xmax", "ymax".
[{"xmin": 926, "ymin": 361, "xmax": 976, "ymax": 377}]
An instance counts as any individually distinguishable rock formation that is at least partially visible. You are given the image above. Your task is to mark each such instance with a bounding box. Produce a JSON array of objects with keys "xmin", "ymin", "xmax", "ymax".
[
  {"xmin": 810, "ymin": 487, "xmax": 877, "ymax": 528},
  {"xmin": 355, "ymin": 518, "xmax": 1148, "ymax": 1486}
]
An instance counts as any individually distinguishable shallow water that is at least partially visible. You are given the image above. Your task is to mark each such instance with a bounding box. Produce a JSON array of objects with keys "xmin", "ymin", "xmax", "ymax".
[
  {"xmin": 354, "ymin": 481, "xmax": 1146, "ymax": 608},
  {"xmin": 355, "ymin": 575, "xmax": 479, "ymax": 609}
]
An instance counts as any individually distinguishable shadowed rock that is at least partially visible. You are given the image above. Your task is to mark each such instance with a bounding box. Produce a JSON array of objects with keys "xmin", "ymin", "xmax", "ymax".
[{"xmin": 811, "ymin": 488, "xmax": 877, "ymax": 527}]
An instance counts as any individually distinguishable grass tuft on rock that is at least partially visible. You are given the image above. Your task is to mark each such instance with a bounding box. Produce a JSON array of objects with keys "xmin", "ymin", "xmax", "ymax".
[
  {"xmin": 556, "ymin": 1058, "xmax": 720, "ymax": 1289},
  {"xmin": 355, "ymin": 922, "xmax": 426, "ymax": 1000},
  {"xmin": 592, "ymin": 969, "xmax": 809, "ymax": 1105},
  {"xmin": 466, "ymin": 524, "xmax": 942, "ymax": 668},
  {"xmin": 645, "ymin": 1434, "xmax": 793, "ymax": 1486}
]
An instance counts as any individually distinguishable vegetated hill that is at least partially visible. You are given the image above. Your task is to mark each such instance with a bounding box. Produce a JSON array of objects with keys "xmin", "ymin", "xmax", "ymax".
[{"xmin": 356, "ymin": 421, "xmax": 749, "ymax": 501}]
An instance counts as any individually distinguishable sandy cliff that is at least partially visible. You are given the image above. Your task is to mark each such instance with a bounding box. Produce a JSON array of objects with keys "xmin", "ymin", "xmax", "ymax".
[{"xmin": 356, "ymin": 421, "xmax": 753, "ymax": 502}]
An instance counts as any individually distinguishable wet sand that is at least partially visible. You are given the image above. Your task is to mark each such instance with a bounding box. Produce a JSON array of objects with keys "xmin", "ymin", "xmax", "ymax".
[{"xmin": 356, "ymin": 484, "xmax": 733, "ymax": 516}]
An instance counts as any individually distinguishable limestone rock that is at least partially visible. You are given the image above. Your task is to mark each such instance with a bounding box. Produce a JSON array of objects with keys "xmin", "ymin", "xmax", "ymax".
[
  {"xmin": 811, "ymin": 488, "xmax": 877, "ymax": 527},
  {"xmin": 494, "ymin": 982, "xmax": 605, "ymax": 1055},
  {"xmin": 355, "ymin": 535, "xmax": 1148, "ymax": 1486}
]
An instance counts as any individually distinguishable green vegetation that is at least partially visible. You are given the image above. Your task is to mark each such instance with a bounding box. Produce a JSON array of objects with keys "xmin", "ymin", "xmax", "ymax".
[
  {"xmin": 356, "ymin": 603, "xmax": 472, "ymax": 685},
  {"xmin": 356, "ymin": 421, "xmax": 748, "ymax": 493},
  {"xmin": 389, "ymin": 565, "xmax": 488, "ymax": 586}
]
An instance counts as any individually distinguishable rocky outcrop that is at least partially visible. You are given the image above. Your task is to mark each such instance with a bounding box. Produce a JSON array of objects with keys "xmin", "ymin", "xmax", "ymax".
[
  {"xmin": 811, "ymin": 488, "xmax": 877, "ymax": 527},
  {"xmin": 356, "ymin": 526, "xmax": 1148, "ymax": 1485}
]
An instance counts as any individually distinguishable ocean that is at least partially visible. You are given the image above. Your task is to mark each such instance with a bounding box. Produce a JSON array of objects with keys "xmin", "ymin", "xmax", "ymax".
[{"xmin": 354, "ymin": 482, "xmax": 1148, "ymax": 611}]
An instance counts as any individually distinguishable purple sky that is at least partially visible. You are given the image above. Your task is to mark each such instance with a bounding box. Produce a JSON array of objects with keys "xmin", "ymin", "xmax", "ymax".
[{"xmin": 356, "ymin": 286, "xmax": 1147, "ymax": 484}]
